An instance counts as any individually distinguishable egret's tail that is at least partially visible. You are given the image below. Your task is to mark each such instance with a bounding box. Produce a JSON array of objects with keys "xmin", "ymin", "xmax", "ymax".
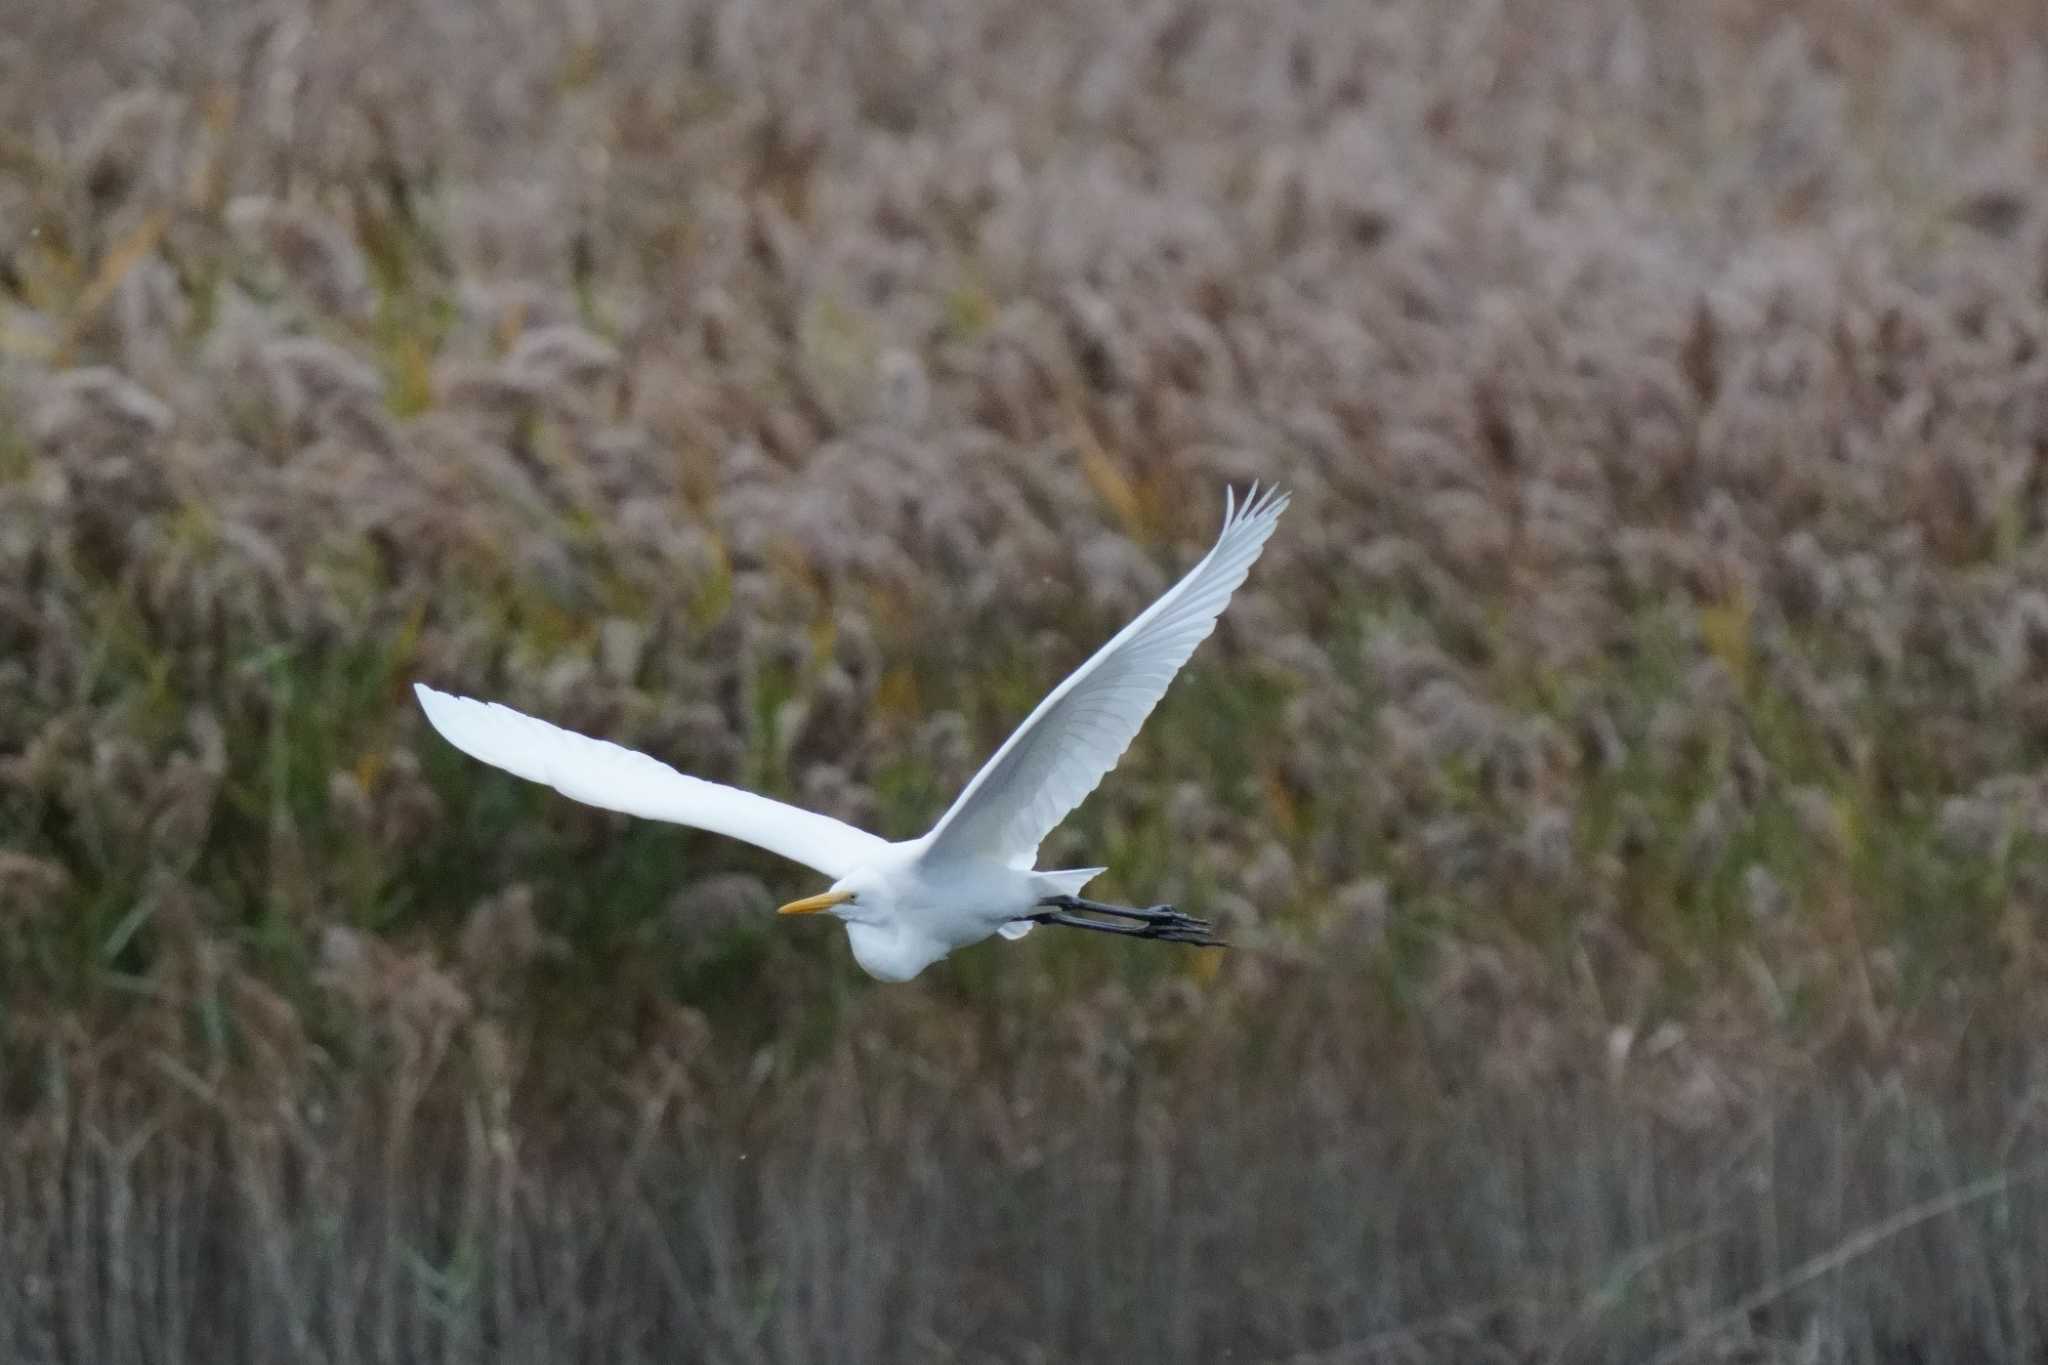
[
  {"xmin": 1033, "ymin": 867, "xmax": 1108, "ymax": 899},
  {"xmin": 1003, "ymin": 867, "xmax": 1111, "ymax": 942}
]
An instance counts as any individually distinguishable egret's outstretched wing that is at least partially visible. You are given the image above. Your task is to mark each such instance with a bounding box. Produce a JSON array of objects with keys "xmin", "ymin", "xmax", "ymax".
[
  {"xmin": 414, "ymin": 685, "xmax": 888, "ymax": 878},
  {"xmin": 920, "ymin": 484, "xmax": 1289, "ymax": 867}
]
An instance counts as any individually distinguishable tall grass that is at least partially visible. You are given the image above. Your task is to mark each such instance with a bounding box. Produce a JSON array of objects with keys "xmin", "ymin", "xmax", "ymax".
[
  {"xmin": 7, "ymin": 975, "xmax": 2048, "ymax": 1363},
  {"xmin": 7, "ymin": 0, "xmax": 2048, "ymax": 1357}
]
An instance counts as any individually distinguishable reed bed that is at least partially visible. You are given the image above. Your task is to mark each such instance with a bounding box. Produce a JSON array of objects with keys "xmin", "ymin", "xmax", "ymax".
[{"xmin": 6, "ymin": 0, "xmax": 2048, "ymax": 1358}]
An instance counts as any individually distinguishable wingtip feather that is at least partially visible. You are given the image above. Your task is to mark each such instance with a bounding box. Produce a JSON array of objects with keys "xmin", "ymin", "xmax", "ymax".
[
  {"xmin": 412, "ymin": 682, "xmax": 552, "ymax": 784},
  {"xmin": 413, "ymin": 681, "xmax": 454, "ymax": 730},
  {"xmin": 413, "ymin": 682, "xmax": 484, "ymax": 747},
  {"xmin": 1220, "ymin": 480, "xmax": 1289, "ymax": 537}
]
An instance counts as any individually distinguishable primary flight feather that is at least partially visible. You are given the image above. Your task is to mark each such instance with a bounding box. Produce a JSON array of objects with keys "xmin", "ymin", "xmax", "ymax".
[{"xmin": 417, "ymin": 483, "xmax": 1289, "ymax": 981}]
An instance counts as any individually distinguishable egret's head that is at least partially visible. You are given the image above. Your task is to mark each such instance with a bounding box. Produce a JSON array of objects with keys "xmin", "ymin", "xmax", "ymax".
[{"xmin": 776, "ymin": 869, "xmax": 884, "ymax": 925}]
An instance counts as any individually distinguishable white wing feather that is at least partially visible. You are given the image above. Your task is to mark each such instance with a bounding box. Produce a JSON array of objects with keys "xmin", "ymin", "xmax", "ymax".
[
  {"xmin": 919, "ymin": 484, "xmax": 1289, "ymax": 867},
  {"xmin": 414, "ymin": 685, "xmax": 889, "ymax": 878}
]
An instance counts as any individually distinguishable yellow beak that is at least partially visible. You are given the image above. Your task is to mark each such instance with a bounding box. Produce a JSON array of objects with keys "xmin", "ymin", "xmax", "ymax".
[{"xmin": 777, "ymin": 888, "xmax": 855, "ymax": 916}]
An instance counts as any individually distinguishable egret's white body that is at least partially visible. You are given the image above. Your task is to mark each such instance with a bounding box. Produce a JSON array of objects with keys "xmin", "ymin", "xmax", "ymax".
[{"xmin": 416, "ymin": 484, "xmax": 1288, "ymax": 981}]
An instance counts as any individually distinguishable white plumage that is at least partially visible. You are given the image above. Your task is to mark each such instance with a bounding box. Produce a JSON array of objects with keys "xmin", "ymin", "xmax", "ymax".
[
  {"xmin": 413, "ymin": 688, "xmax": 887, "ymax": 877},
  {"xmin": 417, "ymin": 483, "xmax": 1289, "ymax": 981}
]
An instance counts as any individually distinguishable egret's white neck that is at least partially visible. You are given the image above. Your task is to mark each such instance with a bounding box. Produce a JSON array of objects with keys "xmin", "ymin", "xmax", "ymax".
[{"xmin": 845, "ymin": 921, "xmax": 944, "ymax": 983}]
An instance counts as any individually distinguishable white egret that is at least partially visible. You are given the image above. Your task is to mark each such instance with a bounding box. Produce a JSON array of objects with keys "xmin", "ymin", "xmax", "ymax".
[{"xmin": 415, "ymin": 483, "xmax": 1289, "ymax": 981}]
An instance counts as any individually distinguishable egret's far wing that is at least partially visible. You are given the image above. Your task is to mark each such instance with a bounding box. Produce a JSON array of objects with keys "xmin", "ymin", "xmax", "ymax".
[
  {"xmin": 414, "ymin": 685, "xmax": 888, "ymax": 878},
  {"xmin": 920, "ymin": 484, "xmax": 1289, "ymax": 867}
]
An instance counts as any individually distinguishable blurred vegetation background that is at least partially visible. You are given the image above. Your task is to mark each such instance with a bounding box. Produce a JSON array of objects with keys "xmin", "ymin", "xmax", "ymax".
[{"xmin": 7, "ymin": 0, "xmax": 2048, "ymax": 1359}]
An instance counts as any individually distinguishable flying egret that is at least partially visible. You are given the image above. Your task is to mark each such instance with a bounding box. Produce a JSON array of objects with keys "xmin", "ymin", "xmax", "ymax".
[{"xmin": 415, "ymin": 483, "xmax": 1289, "ymax": 981}]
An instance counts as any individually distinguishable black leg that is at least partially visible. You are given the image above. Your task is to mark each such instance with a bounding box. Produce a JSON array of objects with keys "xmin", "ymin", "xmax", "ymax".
[
  {"xmin": 1034, "ymin": 894, "xmax": 1212, "ymax": 931},
  {"xmin": 1026, "ymin": 909, "xmax": 1152, "ymax": 937},
  {"xmin": 1022, "ymin": 901, "xmax": 1227, "ymax": 948}
]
